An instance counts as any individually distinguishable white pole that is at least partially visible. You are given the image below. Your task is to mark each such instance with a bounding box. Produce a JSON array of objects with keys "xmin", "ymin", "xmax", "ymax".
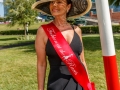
[{"xmin": 95, "ymin": 0, "xmax": 120, "ymax": 90}]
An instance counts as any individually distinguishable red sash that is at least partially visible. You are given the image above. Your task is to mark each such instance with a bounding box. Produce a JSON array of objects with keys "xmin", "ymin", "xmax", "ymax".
[{"xmin": 42, "ymin": 22, "xmax": 95, "ymax": 90}]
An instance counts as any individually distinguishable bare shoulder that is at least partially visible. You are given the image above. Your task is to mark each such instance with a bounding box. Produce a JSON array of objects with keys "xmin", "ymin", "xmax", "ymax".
[
  {"xmin": 35, "ymin": 25, "xmax": 47, "ymax": 62},
  {"xmin": 73, "ymin": 25, "xmax": 82, "ymax": 36},
  {"xmin": 37, "ymin": 26, "xmax": 46, "ymax": 37},
  {"xmin": 73, "ymin": 25, "xmax": 83, "ymax": 44},
  {"xmin": 35, "ymin": 25, "xmax": 48, "ymax": 49}
]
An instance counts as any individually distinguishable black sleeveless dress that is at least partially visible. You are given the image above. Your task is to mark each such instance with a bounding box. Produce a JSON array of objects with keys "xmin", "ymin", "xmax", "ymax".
[{"xmin": 46, "ymin": 28, "xmax": 84, "ymax": 90}]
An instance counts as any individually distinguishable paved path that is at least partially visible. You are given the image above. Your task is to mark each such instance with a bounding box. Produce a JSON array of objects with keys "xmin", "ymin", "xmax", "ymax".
[{"xmin": 85, "ymin": 16, "xmax": 119, "ymax": 25}]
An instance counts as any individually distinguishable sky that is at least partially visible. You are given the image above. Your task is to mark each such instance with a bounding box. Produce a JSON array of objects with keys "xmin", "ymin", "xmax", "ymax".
[
  {"xmin": 0, "ymin": 0, "xmax": 3, "ymax": 2},
  {"xmin": 0, "ymin": 0, "xmax": 4, "ymax": 17}
]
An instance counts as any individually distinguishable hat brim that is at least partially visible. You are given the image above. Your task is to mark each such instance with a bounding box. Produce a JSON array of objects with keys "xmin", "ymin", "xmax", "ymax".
[
  {"xmin": 70, "ymin": 0, "xmax": 92, "ymax": 18},
  {"xmin": 32, "ymin": 0, "xmax": 92, "ymax": 18},
  {"xmin": 31, "ymin": 0, "xmax": 53, "ymax": 16}
]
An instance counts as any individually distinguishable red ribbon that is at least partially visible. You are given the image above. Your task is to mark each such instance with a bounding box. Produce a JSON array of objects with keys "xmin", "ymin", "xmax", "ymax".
[{"xmin": 42, "ymin": 22, "xmax": 95, "ymax": 90}]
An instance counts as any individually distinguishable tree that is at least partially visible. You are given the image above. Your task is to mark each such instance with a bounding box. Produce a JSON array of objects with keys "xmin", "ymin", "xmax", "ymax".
[
  {"xmin": 4, "ymin": 0, "xmax": 38, "ymax": 37},
  {"xmin": 108, "ymin": 0, "xmax": 120, "ymax": 6}
]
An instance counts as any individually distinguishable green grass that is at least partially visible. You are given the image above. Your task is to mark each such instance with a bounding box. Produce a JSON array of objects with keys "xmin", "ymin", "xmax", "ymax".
[
  {"xmin": 0, "ymin": 34, "xmax": 120, "ymax": 90},
  {"xmin": 0, "ymin": 35, "xmax": 35, "ymax": 46},
  {"xmin": 0, "ymin": 45, "xmax": 37, "ymax": 90},
  {"xmin": 0, "ymin": 22, "xmax": 48, "ymax": 31},
  {"xmin": 83, "ymin": 34, "xmax": 120, "ymax": 89},
  {"xmin": 83, "ymin": 35, "xmax": 105, "ymax": 89}
]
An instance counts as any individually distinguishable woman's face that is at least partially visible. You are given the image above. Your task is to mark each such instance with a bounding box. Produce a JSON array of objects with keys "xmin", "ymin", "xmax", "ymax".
[{"xmin": 49, "ymin": 0, "xmax": 71, "ymax": 17}]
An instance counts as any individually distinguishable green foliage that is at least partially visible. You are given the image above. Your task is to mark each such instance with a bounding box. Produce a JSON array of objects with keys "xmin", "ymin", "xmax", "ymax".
[
  {"xmin": 0, "ymin": 17, "xmax": 5, "ymax": 22},
  {"xmin": 0, "ymin": 29, "xmax": 37, "ymax": 35},
  {"xmin": 4, "ymin": 0, "xmax": 38, "ymax": 26},
  {"xmin": 81, "ymin": 26, "xmax": 99, "ymax": 34},
  {"xmin": 81, "ymin": 25, "xmax": 120, "ymax": 34},
  {"xmin": 112, "ymin": 25, "xmax": 120, "ymax": 33},
  {"xmin": 108, "ymin": 0, "xmax": 120, "ymax": 6}
]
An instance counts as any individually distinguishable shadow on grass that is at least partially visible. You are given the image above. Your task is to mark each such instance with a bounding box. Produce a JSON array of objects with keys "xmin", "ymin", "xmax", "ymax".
[
  {"xmin": 83, "ymin": 36, "xmax": 120, "ymax": 51},
  {"xmin": 83, "ymin": 36, "xmax": 101, "ymax": 51},
  {"xmin": 0, "ymin": 41, "xmax": 35, "ymax": 50},
  {"xmin": 0, "ymin": 35, "xmax": 120, "ymax": 52},
  {"xmin": 0, "ymin": 38, "xmax": 17, "ymax": 41},
  {"xmin": 23, "ymin": 44, "xmax": 35, "ymax": 53}
]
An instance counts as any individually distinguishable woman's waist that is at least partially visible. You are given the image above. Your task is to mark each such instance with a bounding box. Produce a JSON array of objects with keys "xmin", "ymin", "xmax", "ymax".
[{"xmin": 50, "ymin": 65, "xmax": 71, "ymax": 75}]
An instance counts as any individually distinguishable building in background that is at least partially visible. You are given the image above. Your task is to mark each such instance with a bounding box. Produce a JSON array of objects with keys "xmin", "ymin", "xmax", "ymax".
[
  {"xmin": 89, "ymin": 0, "xmax": 120, "ymax": 15},
  {"xmin": 0, "ymin": 0, "xmax": 119, "ymax": 21},
  {"xmin": 110, "ymin": 5, "xmax": 120, "ymax": 12},
  {"xmin": 89, "ymin": 0, "xmax": 120, "ymax": 24}
]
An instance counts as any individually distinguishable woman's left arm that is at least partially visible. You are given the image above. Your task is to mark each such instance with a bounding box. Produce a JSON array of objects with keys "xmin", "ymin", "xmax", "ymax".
[{"xmin": 75, "ymin": 26, "xmax": 90, "ymax": 80}]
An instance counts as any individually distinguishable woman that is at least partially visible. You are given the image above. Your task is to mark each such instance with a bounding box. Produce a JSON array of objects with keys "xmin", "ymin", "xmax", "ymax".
[{"xmin": 32, "ymin": 0, "xmax": 92, "ymax": 90}]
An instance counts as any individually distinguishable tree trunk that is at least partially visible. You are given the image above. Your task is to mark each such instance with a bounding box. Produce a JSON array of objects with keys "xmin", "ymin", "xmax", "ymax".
[
  {"xmin": 23, "ymin": 24, "xmax": 27, "ymax": 39},
  {"xmin": 23, "ymin": 23, "xmax": 29, "ymax": 40}
]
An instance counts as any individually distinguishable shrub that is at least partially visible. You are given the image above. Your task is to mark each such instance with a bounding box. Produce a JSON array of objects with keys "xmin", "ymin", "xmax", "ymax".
[
  {"xmin": 81, "ymin": 25, "xmax": 120, "ymax": 34},
  {"xmin": 0, "ymin": 25, "xmax": 120, "ymax": 35},
  {"xmin": 0, "ymin": 29, "xmax": 37, "ymax": 35}
]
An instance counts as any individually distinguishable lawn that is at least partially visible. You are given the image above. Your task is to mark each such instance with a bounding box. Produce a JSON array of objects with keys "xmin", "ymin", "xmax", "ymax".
[
  {"xmin": 0, "ymin": 34, "xmax": 120, "ymax": 90},
  {"xmin": 0, "ymin": 43, "xmax": 36, "ymax": 90},
  {"xmin": 0, "ymin": 35, "xmax": 35, "ymax": 46},
  {"xmin": 0, "ymin": 22, "xmax": 47, "ymax": 31},
  {"xmin": 83, "ymin": 34, "xmax": 120, "ymax": 90}
]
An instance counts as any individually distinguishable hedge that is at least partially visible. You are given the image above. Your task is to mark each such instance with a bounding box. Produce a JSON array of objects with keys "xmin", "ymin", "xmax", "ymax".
[
  {"xmin": 0, "ymin": 29, "xmax": 37, "ymax": 35},
  {"xmin": 81, "ymin": 25, "xmax": 120, "ymax": 34},
  {"xmin": 0, "ymin": 25, "xmax": 120, "ymax": 35}
]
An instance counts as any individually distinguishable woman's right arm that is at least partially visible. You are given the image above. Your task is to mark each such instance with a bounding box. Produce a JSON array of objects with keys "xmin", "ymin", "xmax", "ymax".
[{"xmin": 35, "ymin": 27, "xmax": 47, "ymax": 90}]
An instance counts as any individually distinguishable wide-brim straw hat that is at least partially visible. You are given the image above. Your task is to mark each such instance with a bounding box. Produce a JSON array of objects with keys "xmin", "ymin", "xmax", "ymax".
[{"xmin": 32, "ymin": 0, "xmax": 92, "ymax": 18}]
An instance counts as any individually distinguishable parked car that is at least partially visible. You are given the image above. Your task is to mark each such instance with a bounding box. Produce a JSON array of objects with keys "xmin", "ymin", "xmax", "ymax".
[
  {"xmin": 67, "ymin": 16, "xmax": 87, "ymax": 26},
  {"xmin": 45, "ymin": 16, "xmax": 54, "ymax": 22},
  {"xmin": 74, "ymin": 16, "xmax": 87, "ymax": 26}
]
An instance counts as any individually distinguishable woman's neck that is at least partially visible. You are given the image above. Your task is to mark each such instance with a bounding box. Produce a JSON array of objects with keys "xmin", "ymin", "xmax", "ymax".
[{"xmin": 53, "ymin": 16, "xmax": 69, "ymax": 27}]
